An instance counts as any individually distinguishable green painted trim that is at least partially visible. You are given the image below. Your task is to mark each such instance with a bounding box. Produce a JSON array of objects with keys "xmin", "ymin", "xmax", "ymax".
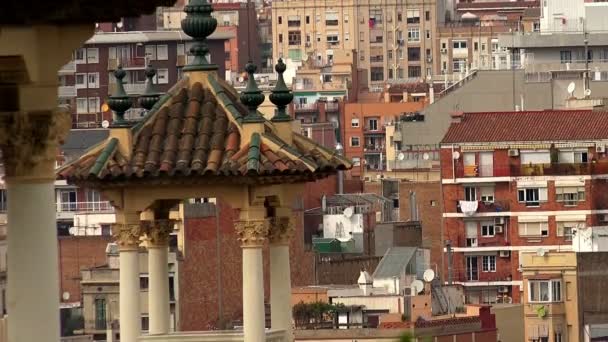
[
  {"xmin": 89, "ymin": 138, "xmax": 118, "ymax": 177},
  {"xmin": 247, "ymin": 133, "xmax": 261, "ymax": 173}
]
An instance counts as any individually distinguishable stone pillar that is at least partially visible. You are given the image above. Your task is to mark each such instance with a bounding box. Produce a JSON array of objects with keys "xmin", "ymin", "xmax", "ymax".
[
  {"xmin": 113, "ymin": 223, "xmax": 145, "ymax": 342},
  {"xmin": 0, "ymin": 110, "xmax": 71, "ymax": 342},
  {"xmin": 144, "ymin": 219, "xmax": 174, "ymax": 335},
  {"xmin": 269, "ymin": 215, "xmax": 295, "ymax": 341},
  {"xmin": 235, "ymin": 218, "xmax": 270, "ymax": 342}
]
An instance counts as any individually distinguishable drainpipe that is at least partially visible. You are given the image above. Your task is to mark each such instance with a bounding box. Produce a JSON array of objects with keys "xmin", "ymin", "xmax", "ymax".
[
  {"xmin": 336, "ymin": 142, "xmax": 344, "ymax": 194},
  {"xmin": 446, "ymin": 239, "xmax": 453, "ymax": 285}
]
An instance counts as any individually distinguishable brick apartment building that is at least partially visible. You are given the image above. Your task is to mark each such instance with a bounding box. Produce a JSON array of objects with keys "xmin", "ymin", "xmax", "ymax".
[{"xmin": 439, "ymin": 110, "xmax": 608, "ymax": 305}]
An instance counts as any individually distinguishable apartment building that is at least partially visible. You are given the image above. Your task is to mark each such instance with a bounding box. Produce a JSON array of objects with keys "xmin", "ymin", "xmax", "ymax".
[
  {"xmin": 58, "ymin": 30, "xmax": 233, "ymax": 128},
  {"xmin": 272, "ymin": 0, "xmax": 438, "ymax": 85},
  {"xmin": 439, "ymin": 110, "xmax": 608, "ymax": 305}
]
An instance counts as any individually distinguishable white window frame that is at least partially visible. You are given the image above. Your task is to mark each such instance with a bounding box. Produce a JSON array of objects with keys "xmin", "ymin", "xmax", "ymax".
[
  {"xmin": 154, "ymin": 68, "xmax": 169, "ymax": 84},
  {"xmin": 75, "ymin": 48, "xmax": 86, "ymax": 64},
  {"xmin": 407, "ymin": 28, "xmax": 420, "ymax": 42},
  {"xmin": 556, "ymin": 187, "xmax": 585, "ymax": 205},
  {"xmin": 87, "ymin": 72, "xmax": 99, "ymax": 89},
  {"xmin": 481, "ymin": 221, "xmax": 495, "ymax": 237},
  {"xmin": 352, "ymin": 157, "xmax": 361, "ymax": 166},
  {"xmin": 528, "ymin": 280, "xmax": 562, "ymax": 303},
  {"xmin": 86, "ymin": 48, "xmax": 99, "ymax": 64},
  {"xmin": 480, "ymin": 186, "xmax": 494, "ymax": 203},
  {"xmin": 465, "ymin": 221, "xmax": 477, "ymax": 247},
  {"xmin": 350, "ymin": 136, "xmax": 360, "ymax": 147},
  {"xmin": 368, "ymin": 118, "xmax": 378, "ymax": 131},
  {"xmin": 518, "ymin": 221, "xmax": 549, "ymax": 237},
  {"xmin": 145, "ymin": 45, "xmax": 157, "ymax": 61},
  {"xmin": 453, "ymin": 40, "xmax": 467, "ymax": 49},
  {"xmin": 557, "ymin": 221, "xmax": 584, "ymax": 241},
  {"xmin": 464, "ymin": 186, "xmax": 477, "ymax": 201},
  {"xmin": 351, "ymin": 118, "xmax": 359, "ymax": 128},
  {"xmin": 481, "ymin": 255, "xmax": 496, "ymax": 272},
  {"xmin": 76, "ymin": 98, "xmax": 88, "ymax": 114},
  {"xmin": 156, "ymin": 45, "xmax": 169, "ymax": 60},
  {"xmin": 518, "ymin": 187, "xmax": 548, "ymax": 207},
  {"xmin": 88, "ymin": 97, "xmax": 100, "ymax": 113},
  {"xmin": 75, "ymin": 73, "xmax": 87, "ymax": 89}
]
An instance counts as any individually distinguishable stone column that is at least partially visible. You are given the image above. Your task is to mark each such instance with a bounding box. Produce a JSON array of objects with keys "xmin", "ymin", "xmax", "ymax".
[
  {"xmin": 1, "ymin": 110, "xmax": 71, "ymax": 342},
  {"xmin": 144, "ymin": 219, "xmax": 174, "ymax": 335},
  {"xmin": 235, "ymin": 218, "xmax": 270, "ymax": 342},
  {"xmin": 113, "ymin": 223, "xmax": 145, "ymax": 342},
  {"xmin": 269, "ymin": 215, "xmax": 295, "ymax": 341}
]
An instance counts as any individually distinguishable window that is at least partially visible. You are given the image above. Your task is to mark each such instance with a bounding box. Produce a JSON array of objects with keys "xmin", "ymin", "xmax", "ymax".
[
  {"xmin": 369, "ymin": 9, "xmax": 383, "ymax": 24},
  {"xmin": 397, "ymin": 12, "xmax": 402, "ymax": 22},
  {"xmin": 75, "ymin": 73, "xmax": 86, "ymax": 89},
  {"xmin": 453, "ymin": 40, "xmax": 467, "ymax": 49},
  {"xmin": 85, "ymin": 189, "xmax": 102, "ymax": 208},
  {"xmin": 351, "ymin": 118, "xmax": 360, "ymax": 127},
  {"xmin": 407, "ymin": 28, "xmax": 420, "ymax": 42},
  {"xmin": 325, "ymin": 12, "xmax": 338, "ymax": 26},
  {"xmin": 156, "ymin": 45, "xmax": 168, "ymax": 60},
  {"xmin": 474, "ymin": 42, "xmax": 479, "ymax": 51},
  {"xmin": 556, "ymin": 187, "xmax": 585, "ymax": 205},
  {"xmin": 560, "ymin": 50, "xmax": 572, "ymax": 64},
  {"xmin": 408, "ymin": 47, "xmax": 420, "ymax": 61},
  {"xmin": 408, "ymin": 66, "xmax": 421, "ymax": 78},
  {"xmin": 388, "ymin": 68, "xmax": 394, "ymax": 79},
  {"xmin": 464, "ymin": 186, "xmax": 477, "ymax": 201},
  {"xmin": 465, "ymin": 221, "xmax": 477, "ymax": 247},
  {"xmin": 94, "ymin": 298, "xmax": 106, "ymax": 330},
  {"xmin": 352, "ymin": 157, "xmax": 361, "ymax": 166},
  {"xmin": 555, "ymin": 332, "xmax": 563, "ymax": 342},
  {"xmin": 481, "ymin": 221, "xmax": 495, "ymax": 237},
  {"xmin": 326, "ymin": 34, "xmax": 339, "ymax": 45},
  {"xmin": 388, "ymin": 50, "xmax": 393, "ymax": 60},
  {"xmin": 278, "ymin": 34, "xmax": 283, "ymax": 43},
  {"xmin": 288, "ymin": 49, "xmax": 302, "ymax": 61},
  {"xmin": 278, "ymin": 16, "xmax": 282, "ymax": 24},
  {"xmin": 350, "ymin": 136, "xmax": 360, "ymax": 147},
  {"xmin": 406, "ymin": 9, "xmax": 420, "ymax": 24},
  {"xmin": 75, "ymin": 48, "xmax": 86, "ymax": 63},
  {"xmin": 557, "ymin": 221, "xmax": 583, "ymax": 240},
  {"xmin": 480, "ymin": 187, "xmax": 494, "ymax": 202},
  {"xmin": 288, "ymin": 31, "xmax": 302, "ymax": 45},
  {"xmin": 518, "ymin": 221, "xmax": 549, "ymax": 237},
  {"xmin": 88, "ymin": 97, "xmax": 100, "ymax": 113},
  {"xmin": 482, "ymin": 256, "xmax": 496, "ymax": 272},
  {"xmin": 344, "ymin": 14, "xmax": 349, "ymax": 23},
  {"xmin": 529, "ymin": 280, "xmax": 562, "ymax": 303},
  {"xmin": 397, "ymin": 67, "xmax": 404, "ymax": 79},
  {"xmin": 370, "ymin": 67, "xmax": 384, "ymax": 81},
  {"xmin": 518, "ymin": 188, "xmax": 547, "ymax": 206},
  {"xmin": 288, "ymin": 15, "xmax": 301, "ymax": 27},
  {"xmin": 87, "ymin": 73, "xmax": 99, "ymax": 88},
  {"xmin": 140, "ymin": 277, "xmax": 149, "ymax": 290},
  {"xmin": 86, "ymin": 48, "xmax": 99, "ymax": 63},
  {"xmin": 76, "ymin": 98, "xmax": 88, "ymax": 114},
  {"xmin": 141, "ymin": 316, "xmax": 149, "ymax": 332},
  {"xmin": 367, "ymin": 119, "xmax": 378, "ymax": 131},
  {"xmin": 0, "ymin": 190, "xmax": 6, "ymax": 212},
  {"xmin": 154, "ymin": 68, "xmax": 169, "ymax": 84},
  {"xmin": 425, "ymin": 10, "xmax": 430, "ymax": 21},
  {"xmin": 575, "ymin": 151, "xmax": 588, "ymax": 163},
  {"xmin": 305, "ymin": 16, "xmax": 310, "ymax": 24},
  {"xmin": 466, "ymin": 256, "xmax": 478, "ymax": 281},
  {"xmin": 521, "ymin": 150, "xmax": 551, "ymax": 164},
  {"xmin": 145, "ymin": 45, "xmax": 157, "ymax": 60},
  {"xmin": 453, "ymin": 58, "xmax": 466, "ymax": 72},
  {"xmin": 426, "ymin": 30, "xmax": 431, "ymax": 39}
]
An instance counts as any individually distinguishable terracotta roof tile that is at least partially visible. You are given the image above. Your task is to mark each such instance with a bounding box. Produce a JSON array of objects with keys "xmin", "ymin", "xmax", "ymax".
[
  {"xmin": 441, "ymin": 110, "xmax": 608, "ymax": 144},
  {"xmin": 58, "ymin": 76, "xmax": 351, "ymax": 185}
]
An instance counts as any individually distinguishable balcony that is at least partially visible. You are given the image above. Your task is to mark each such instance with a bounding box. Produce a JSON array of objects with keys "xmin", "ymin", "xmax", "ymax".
[
  {"xmin": 456, "ymin": 200, "xmax": 510, "ymax": 214},
  {"xmin": 57, "ymin": 201, "xmax": 114, "ymax": 213},
  {"xmin": 59, "ymin": 61, "xmax": 76, "ymax": 75},
  {"xmin": 455, "ymin": 162, "xmax": 608, "ymax": 178},
  {"xmin": 370, "ymin": 56, "xmax": 384, "ymax": 63},
  {"xmin": 108, "ymin": 82, "xmax": 146, "ymax": 95},
  {"xmin": 326, "ymin": 102, "xmax": 339, "ymax": 112},
  {"xmin": 58, "ymin": 85, "xmax": 76, "ymax": 98},
  {"xmin": 364, "ymin": 145, "xmax": 385, "ymax": 153},
  {"xmin": 138, "ymin": 330, "xmax": 287, "ymax": 342},
  {"xmin": 294, "ymin": 103, "xmax": 318, "ymax": 112},
  {"xmin": 363, "ymin": 126, "xmax": 385, "ymax": 134},
  {"xmin": 108, "ymin": 57, "xmax": 146, "ymax": 70}
]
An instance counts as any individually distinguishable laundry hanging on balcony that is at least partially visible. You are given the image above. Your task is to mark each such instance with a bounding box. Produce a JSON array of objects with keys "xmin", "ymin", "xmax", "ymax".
[{"xmin": 459, "ymin": 200, "xmax": 478, "ymax": 216}]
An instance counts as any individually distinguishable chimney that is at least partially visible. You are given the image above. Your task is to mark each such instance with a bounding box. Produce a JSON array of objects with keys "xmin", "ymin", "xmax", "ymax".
[
  {"xmin": 429, "ymin": 85, "xmax": 435, "ymax": 104},
  {"xmin": 450, "ymin": 111, "xmax": 464, "ymax": 123},
  {"xmin": 409, "ymin": 191, "xmax": 418, "ymax": 221},
  {"xmin": 317, "ymin": 101, "xmax": 327, "ymax": 123}
]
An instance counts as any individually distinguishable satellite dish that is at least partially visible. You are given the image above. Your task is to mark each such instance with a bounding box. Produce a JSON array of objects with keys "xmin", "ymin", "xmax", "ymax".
[
  {"xmin": 411, "ymin": 280, "xmax": 424, "ymax": 294},
  {"xmin": 567, "ymin": 82, "xmax": 576, "ymax": 96},
  {"xmin": 536, "ymin": 248, "xmax": 546, "ymax": 257},
  {"xmin": 423, "ymin": 269, "xmax": 435, "ymax": 283},
  {"xmin": 423, "ymin": 153, "xmax": 430, "ymax": 161},
  {"xmin": 101, "ymin": 120, "xmax": 110, "ymax": 128},
  {"xmin": 398, "ymin": 153, "xmax": 405, "ymax": 161},
  {"xmin": 116, "ymin": 20, "xmax": 123, "ymax": 28},
  {"xmin": 585, "ymin": 88, "xmax": 592, "ymax": 97},
  {"xmin": 452, "ymin": 151, "xmax": 461, "ymax": 160},
  {"xmin": 62, "ymin": 292, "xmax": 70, "ymax": 301},
  {"xmin": 343, "ymin": 206, "xmax": 354, "ymax": 218}
]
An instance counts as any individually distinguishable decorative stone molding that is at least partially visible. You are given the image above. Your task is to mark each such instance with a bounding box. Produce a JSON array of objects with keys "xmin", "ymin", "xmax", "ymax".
[
  {"xmin": 235, "ymin": 219, "xmax": 270, "ymax": 247},
  {"xmin": 268, "ymin": 216, "xmax": 295, "ymax": 245},
  {"xmin": 112, "ymin": 223, "xmax": 145, "ymax": 250},
  {"xmin": 0, "ymin": 109, "xmax": 71, "ymax": 178},
  {"xmin": 142, "ymin": 219, "xmax": 175, "ymax": 247}
]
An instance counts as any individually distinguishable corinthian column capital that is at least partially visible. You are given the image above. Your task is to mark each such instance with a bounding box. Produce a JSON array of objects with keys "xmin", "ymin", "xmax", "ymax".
[
  {"xmin": 0, "ymin": 109, "xmax": 71, "ymax": 180},
  {"xmin": 235, "ymin": 219, "xmax": 270, "ymax": 247},
  {"xmin": 142, "ymin": 219, "xmax": 175, "ymax": 247},
  {"xmin": 112, "ymin": 223, "xmax": 146, "ymax": 250},
  {"xmin": 268, "ymin": 216, "xmax": 295, "ymax": 245}
]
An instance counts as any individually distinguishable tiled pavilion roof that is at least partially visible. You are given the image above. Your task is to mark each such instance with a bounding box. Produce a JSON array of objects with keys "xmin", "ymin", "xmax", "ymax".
[{"xmin": 58, "ymin": 76, "xmax": 351, "ymax": 186}]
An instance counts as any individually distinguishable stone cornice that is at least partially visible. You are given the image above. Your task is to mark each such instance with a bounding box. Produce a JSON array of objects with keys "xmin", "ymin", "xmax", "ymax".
[{"xmin": 235, "ymin": 219, "xmax": 270, "ymax": 247}]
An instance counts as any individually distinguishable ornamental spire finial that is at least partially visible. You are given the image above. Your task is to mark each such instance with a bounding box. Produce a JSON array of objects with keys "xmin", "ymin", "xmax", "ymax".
[
  {"xmin": 181, "ymin": 0, "xmax": 218, "ymax": 71},
  {"xmin": 138, "ymin": 64, "xmax": 161, "ymax": 111},
  {"xmin": 269, "ymin": 58, "xmax": 293, "ymax": 122},
  {"xmin": 240, "ymin": 62, "xmax": 265, "ymax": 123},
  {"xmin": 107, "ymin": 66, "xmax": 133, "ymax": 127}
]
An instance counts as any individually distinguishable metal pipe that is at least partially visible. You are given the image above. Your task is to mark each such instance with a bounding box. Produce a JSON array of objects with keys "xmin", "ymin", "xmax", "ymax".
[{"xmin": 446, "ymin": 239, "xmax": 453, "ymax": 285}]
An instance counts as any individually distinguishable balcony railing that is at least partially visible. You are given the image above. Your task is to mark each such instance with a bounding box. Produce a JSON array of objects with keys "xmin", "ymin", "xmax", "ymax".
[
  {"xmin": 294, "ymin": 103, "xmax": 318, "ymax": 112},
  {"xmin": 58, "ymin": 86, "xmax": 76, "ymax": 98},
  {"xmin": 57, "ymin": 201, "xmax": 114, "ymax": 213},
  {"xmin": 456, "ymin": 200, "xmax": 510, "ymax": 214},
  {"xmin": 59, "ymin": 61, "xmax": 76, "ymax": 74},
  {"xmin": 108, "ymin": 82, "xmax": 146, "ymax": 95},
  {"xmin": 138, "ymin": 330, "xmax": 287, "ymax": 342},
  {"xmin": 108, "ymin": 57, "xmax": 146, "ymax": 70},
  {"xmin": 370, "ymin": 56, "xmax": 384, "ymax": 63},
  {"xmin": 455, "ymin": 162, "xmax": 608, "ymax": 178}
]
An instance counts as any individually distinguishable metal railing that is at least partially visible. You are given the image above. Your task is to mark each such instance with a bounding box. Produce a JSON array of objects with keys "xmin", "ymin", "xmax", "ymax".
[
  {"xmin": 58, "ymin": 86, "xmax": 76, "ymax": 98},
  {"xmin": 56, "ymin": 201, "xmax": 114, "ymax": 213},
  {"xmin": 59, "ymin": 61, "xmax": 76, "ymax": 74}
]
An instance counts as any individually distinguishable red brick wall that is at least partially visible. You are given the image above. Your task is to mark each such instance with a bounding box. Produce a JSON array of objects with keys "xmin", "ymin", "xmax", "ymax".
[
  {"xmin": 179, "ymin": 199, "xmax": 315, "ymax": 330},
  {"xmin": 58, "ymin": 236, "xmax": 112, "ymax": 303}
]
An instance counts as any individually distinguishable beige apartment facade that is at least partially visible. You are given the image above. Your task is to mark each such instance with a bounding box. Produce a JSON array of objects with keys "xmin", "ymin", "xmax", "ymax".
[{"xmin": 272, "ymin": 0, "xmax": 438, "ymax": 86}]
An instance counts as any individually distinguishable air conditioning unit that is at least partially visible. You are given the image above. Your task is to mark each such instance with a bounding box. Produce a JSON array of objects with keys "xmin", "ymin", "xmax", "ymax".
[
  {"xmin": 494, "ymin": 217, "xmax": 505, "ymax": 225},
  {"xmin": 499, "ymin": 250, "xmax": 510, "ymax": 258},
  {"xmin": 597, "ymin": 145, "xmax": 606, "ymax": 153},
  {"xmin": 498, "ymin": 286, "xmax": 509, "ymax": 293},
  {"xmin": 508, "ymin": 148, "xmax": 519, "ymax": 157},
  {"xmin": 440, "ymin": 48, "xmax": 448, "ymax": 54},
  {"xmin": 600, "ymin": 214, "xmax": 608, "ymax": 223},
  {"xmin": 495, "ymin": 225, "xmax": 504, "ymax": 234}
]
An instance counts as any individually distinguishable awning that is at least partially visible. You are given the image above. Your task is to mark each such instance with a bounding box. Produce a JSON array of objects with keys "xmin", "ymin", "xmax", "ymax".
[
  {"xmin": 518, "ymin": 215, "xmax": 549, "ymax": 223},
  {"xmin": 554, "ymin": 179, "xmax": 585, "ymax": 187},
  {"xmin": 555, "ymin": 214, "xmax": 586, "ymax": 222},
  {"xmin": 517, "ymin": 180, "xmax": 547, "ymax": 188}
]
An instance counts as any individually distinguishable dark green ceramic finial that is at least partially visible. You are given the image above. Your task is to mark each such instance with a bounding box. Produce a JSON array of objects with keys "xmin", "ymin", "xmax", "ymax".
[
  {"xmin": 240, "ymin": 62, "xmax": 265, "ymax": 123},
  {"xmin": 107, "ymin": 66, "xmax": 132, "ymax": 127},
  {"xmin": 181, "ymin": 0, "xmax": 218, "ymax": 71},
  {"xmin": 269, "ymin": 58, "xmax": 293, "ymax": 122},
  {"xmin": 138, "ymin": 64, "xmax": 161, "ymax": 111}
]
